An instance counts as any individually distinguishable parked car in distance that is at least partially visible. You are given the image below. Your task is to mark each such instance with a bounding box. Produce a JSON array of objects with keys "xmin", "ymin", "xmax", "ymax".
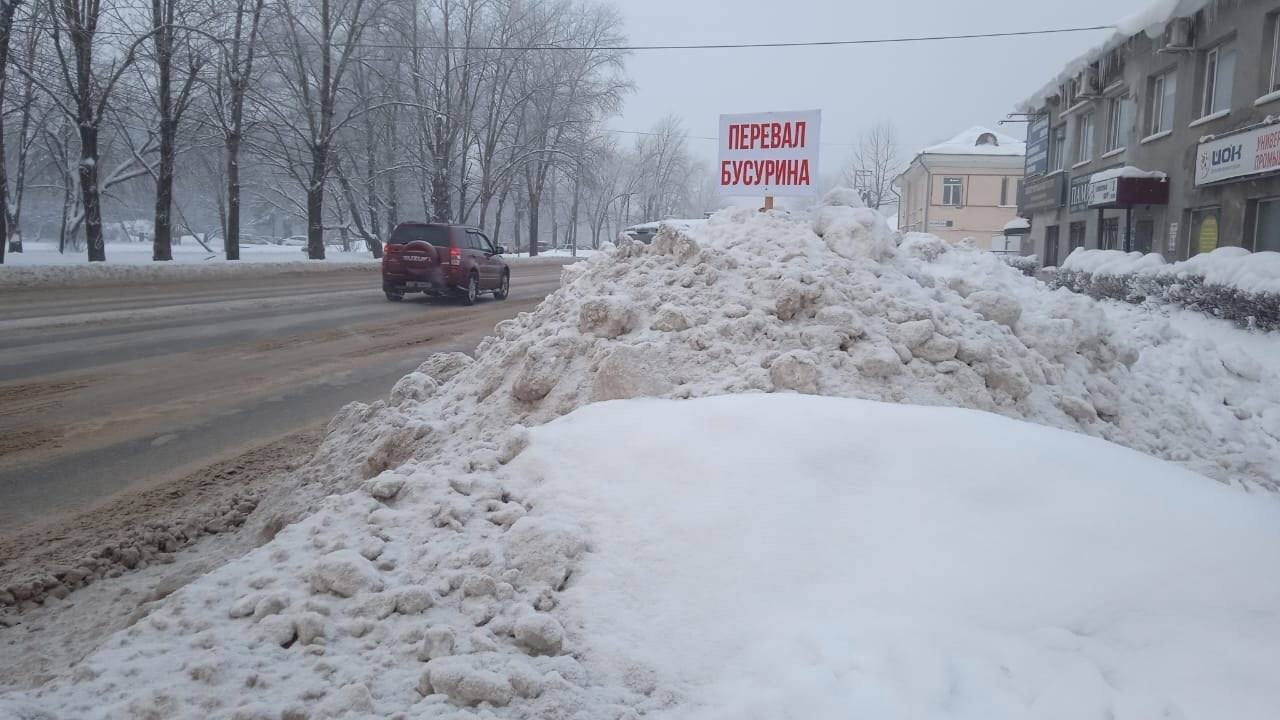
[{"xmin": 381, "ymin": 222, "xmax": 509, "ymax": 305}]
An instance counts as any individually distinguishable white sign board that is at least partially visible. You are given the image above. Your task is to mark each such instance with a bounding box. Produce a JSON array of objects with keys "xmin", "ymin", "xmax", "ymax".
[
  {"xmin": 1088, "ymin": 177, "xmax": 1118, "ymax": 207},
  {"xmin": 718, "ymin": 109, "xmax": 821, "ymax": 197},
  {"xmin": 1195, "ymin": 123, "xmax": 1280, "ymax": 186}
]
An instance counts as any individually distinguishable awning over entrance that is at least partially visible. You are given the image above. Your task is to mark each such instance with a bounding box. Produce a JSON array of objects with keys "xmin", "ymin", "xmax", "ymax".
[{"xmin": 1087, "ymin": 167, "xmax": 1169, "ymax": 209}]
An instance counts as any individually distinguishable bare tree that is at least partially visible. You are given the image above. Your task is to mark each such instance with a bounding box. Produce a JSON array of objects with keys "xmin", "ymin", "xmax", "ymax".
[
  {"xmin": 208, "ymin": 0, "xmax": 265, "ymax": 260},
  {"xmin": 31, "ymin": 0, "xmax": 151, "ymax": 260},
  {"xmin": 0, "ymin": 0, "xmax": 22, "ymax": 264},
  {"xmin": 267, "ymin": 0, "xmax": 381, "ymax": 259},
  {"xmin": 843, "ymin": 121, "xmax": 902, "ymax": 211},
  {"xmin": 146, "ymin": 0, "xmax": 206, "ymax": 260}
]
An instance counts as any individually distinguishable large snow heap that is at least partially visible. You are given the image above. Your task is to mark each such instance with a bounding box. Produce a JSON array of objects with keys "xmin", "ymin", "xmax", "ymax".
[{"xmin": 4, "ymin": 189, "xmax": 1279, "ymax": 718}]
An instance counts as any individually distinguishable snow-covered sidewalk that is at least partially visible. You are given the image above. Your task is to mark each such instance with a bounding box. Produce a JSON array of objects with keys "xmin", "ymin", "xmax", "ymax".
[{"xmin": 4, "ymin": 195, "xmax": 1279, "ymax": 718}]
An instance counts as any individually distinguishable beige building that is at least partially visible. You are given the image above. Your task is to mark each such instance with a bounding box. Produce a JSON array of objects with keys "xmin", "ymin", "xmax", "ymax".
[{"xmin": 896, "ymin": 127, "xmax": 1026, "ymax": 250}]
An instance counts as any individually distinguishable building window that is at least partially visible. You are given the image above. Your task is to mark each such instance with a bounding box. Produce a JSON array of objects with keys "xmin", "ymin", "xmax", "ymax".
[
  {"xmin": 1270, "ymin": 16, "xmax": 1280, "ymax": 95},
  {"xmin": 1200, "ymin": 44, "xmax": 1236, "ymax": 117},
  {"xmin": 1105, "ymin": 94, "xmax": 1129, "ymax": 152},
  {"xmin": 1149, "ymin": 70, "xmax": 1177, "ymax": 135},
  {"xmin": 1000, "ymin": 177, "xmax": 1010, "ymax": 206},
  {"xmin": 1254, "ymin": 197, "xmax": 1280, "ymax": 252},
  {"xmin": 1069, "ymin": 221, "xmax": 1087, "ymax": 252},
  {"xmin": 1049, "ymin": 125, "xmax": 1067, "ymax": 171},
  {"xmin": 1101, "ymin": 217, "xmax": 1121, "ymax": 250},
  {"xmin": 942, "ymin": 177, "xmax": 963, "ymax": 206},
  {"xmin": 1076, "ymin": 113, "xmax": 1094, "ymax": 164},
  {"xmin": 1044, "ymin": 225, "xmax": 1061, "ymax": 267}
]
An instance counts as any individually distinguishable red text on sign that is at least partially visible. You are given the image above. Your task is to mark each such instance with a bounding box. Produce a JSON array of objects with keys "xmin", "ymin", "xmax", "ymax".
[
  {"xmin": 720, "ymin": 159, "xmax": 812, "ymax": 187},
  {"xmin": 727, "ymin": 121, "xmax": 808, "ymax": 150}
]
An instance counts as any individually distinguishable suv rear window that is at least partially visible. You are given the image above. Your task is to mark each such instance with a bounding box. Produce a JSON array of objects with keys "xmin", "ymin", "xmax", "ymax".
[{"xmin": 389, "ymin": 225, "xmax": 450, "ymax": 247}]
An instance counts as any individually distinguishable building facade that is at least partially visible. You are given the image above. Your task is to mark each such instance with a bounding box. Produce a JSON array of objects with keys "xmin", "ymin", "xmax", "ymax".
[
  {"xmin": 1019, "ymin": 0, "xmax": 1280, "ymax": 267},
  {"xmin": 896, "ymin": 127, "xmax": 1026, "ymax": 250}
]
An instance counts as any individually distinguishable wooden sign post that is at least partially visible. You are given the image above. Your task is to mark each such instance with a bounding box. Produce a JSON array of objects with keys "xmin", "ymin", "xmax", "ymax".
[{"xmin": 763, "ymin": 196, "xmax": 774, "ymax": 212}]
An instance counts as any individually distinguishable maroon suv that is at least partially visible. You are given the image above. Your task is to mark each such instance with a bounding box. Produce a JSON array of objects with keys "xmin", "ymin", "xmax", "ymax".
[{"xmin": 382, "ymin": 223, "xmax": 510, "ymax": 304}]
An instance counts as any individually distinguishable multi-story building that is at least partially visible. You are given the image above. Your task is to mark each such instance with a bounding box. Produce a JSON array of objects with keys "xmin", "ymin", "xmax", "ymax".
[
  {"xmin": 896, "ymin": 126, "xmax": 1026, "ymax": 250},
  {"xmin": 1018, "ymin": 0, "xmax": 1280, "ymax": 267}
]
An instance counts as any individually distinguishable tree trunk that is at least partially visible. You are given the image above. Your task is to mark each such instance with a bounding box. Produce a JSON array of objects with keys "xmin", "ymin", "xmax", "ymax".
[
  {"xmin": 527, "ymin": 190, "xmax": 540, "ymax": 257},
  {"xmin": 78, "ymin": 125, "xmax": 105, "ymax": 262},
  {"xmin": 307, "ymin": 146, "xmax": 326, "ymax": 259},
  {"xmin": 225, "ymin": 132, "xmax": 241, "ymax": 259},
  {"xmin": 569, "ymin": 173, "xmax": 581, "ymax": 257},
  {"xmin": 153, "ymin": 118, "xmax": 176, "ymax": 260},
  {"xmin": 0, "ymin": 0, "xmax": 14, "ymax": 264}
]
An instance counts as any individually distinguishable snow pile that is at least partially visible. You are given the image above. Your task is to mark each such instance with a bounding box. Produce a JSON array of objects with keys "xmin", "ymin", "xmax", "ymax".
[
  {"xmin": 519, "ymin": 394, "xmax": 1280, "ymax": 720},
  {"xmin": 1058, "ymin": 247, "xmax": 1280, "ymax": 329},
  {"xmin": 5, "ymin": 193, "xmax": 1280, "ymax": 718}
]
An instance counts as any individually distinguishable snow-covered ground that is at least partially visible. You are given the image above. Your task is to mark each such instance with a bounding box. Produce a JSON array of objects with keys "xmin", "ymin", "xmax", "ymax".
[
  {"xmin": 504, "ymin": 248, "xmax": 600, "ymax": 259},
  {"xmin": 0, "ymin": 242, "xmax": 378, "ymax": 288},
  {"xmin": 4, "ymin": 192, "xmax": 1279, "ymax": 718},
  {"xmin": 521, "ymin": 394, "xmax": 1280, "ymax": 720},
  {"xmin": 3, "ymin": 240, "xmax": 378, "ymax": 265}
]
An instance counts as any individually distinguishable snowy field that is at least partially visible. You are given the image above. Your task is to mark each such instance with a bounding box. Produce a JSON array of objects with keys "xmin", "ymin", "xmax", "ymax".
[{"xmin": 4, "ymin": 192, "xmax": 1279, "ymax": 718}]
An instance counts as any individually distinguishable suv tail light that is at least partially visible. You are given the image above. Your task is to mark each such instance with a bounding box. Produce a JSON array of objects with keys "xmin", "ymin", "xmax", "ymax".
[{"xmin": 449, "ymin": 246, "xmax": 461, "ymax": 266}]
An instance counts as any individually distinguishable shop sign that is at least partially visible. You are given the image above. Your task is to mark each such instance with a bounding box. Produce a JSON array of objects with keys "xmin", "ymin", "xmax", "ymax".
[
  {"xmin": 1089, "ymin": 177, "xmax": 1118, "ymax": 207},
  {"xmin": 1195, "ymin": 123, "xmax": 1280, "ymax": 186},
  {"xmin": 1021, "ymin": 174, "xmax": 1062, "ymax": 213},
  {"xmin": 1068, "ymin": 176, "xmax": 1092, "ymax": 212},
  {"xmin": 1024, "ymin": 114, "xmax": 1050, "ymax": 178}
]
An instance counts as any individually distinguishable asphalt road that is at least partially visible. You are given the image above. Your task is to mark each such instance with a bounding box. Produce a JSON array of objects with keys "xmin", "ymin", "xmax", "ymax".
[{"xmin": 0, "ymin": 261, "xmax": 569, "ymax": 533}]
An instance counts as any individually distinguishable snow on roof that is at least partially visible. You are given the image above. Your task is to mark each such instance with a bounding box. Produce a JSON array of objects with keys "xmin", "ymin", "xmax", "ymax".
[
  {"xmin": 918, "ymin": 126, "xmax": 1026, "ymax": 157},
  {"xmin": 1003, "ymin": 217, "xmax": 1032, "ymax": 232},
  {"xmin": 1090, "ymin": 166, "xmax": 1169, "ymax": 183},
  {"xmin": 1020, "ymin": 0, "xmax": 1211, "ymax": 110}
]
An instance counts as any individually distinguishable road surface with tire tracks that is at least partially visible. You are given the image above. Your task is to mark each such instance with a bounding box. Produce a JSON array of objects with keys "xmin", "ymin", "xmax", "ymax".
[{"xmin": 0, "ymin": 260, "xmax": 570, "ymax": 539}]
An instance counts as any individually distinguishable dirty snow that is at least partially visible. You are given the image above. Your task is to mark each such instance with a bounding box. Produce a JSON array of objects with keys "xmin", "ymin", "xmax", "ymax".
[{"xmin": 4, "ymin": 191, "xmax": 1279, "ymax": 718}]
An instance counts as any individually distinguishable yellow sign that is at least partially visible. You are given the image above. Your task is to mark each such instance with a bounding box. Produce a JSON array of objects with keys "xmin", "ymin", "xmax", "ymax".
[{"xmin": 1197, "ymin": 216, "xmax": 1218, "ymax": 255}]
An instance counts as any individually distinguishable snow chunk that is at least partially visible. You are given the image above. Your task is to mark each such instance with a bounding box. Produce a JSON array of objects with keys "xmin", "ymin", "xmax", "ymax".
[
  {"xmin": 769, "ymin": 350, "xmax": 821, "ymax": 394},
  {"xmin": 578, "ymin": 297, "xmax": 636, "ymax": 338},
  {"xmin": 513, "ymin": 612, "xmax": 565, "ymax": 656},
  {"xmin": 308, "ymin": 550, "xmax": 383, "ymax": 598},
  {"xmin": 965, "ymin": 290, "xmax": 1023, "ymax": 328}
]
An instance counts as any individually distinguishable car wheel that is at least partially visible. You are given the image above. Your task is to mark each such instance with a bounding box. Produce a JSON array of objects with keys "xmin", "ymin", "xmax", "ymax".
[
  {"xmin": 385, "ymin": 291, "xmax": 404, "ymax": 302},
  {"xmin": 495, "ymin": 271, "xmax": 510, "ymax": 300},
  {"xmin": 462, "ymin": 273, "xmax": 479, "ymax": 306}
]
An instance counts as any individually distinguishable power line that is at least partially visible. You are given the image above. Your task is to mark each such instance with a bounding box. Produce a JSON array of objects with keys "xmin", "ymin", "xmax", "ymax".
[{"xmin": 8, "ymin": 22, "xmax": 1116, "ymax": 52}]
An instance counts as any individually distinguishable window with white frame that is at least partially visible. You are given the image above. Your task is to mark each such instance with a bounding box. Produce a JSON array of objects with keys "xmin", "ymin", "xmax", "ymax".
[
  {"xmin": 1270, "ymin": 16, "xmax": 1280, "ymax": 95},
  {"xmin": 1105, "ymin": 94, "xmax": 1129, "ymax": 152},
  {"xmin": 1149, "ymin": 70, "xmax": 1177, "ymax": 135},
  {"xmin": 942, "ymin": 177, "xmax": 963, "ymax": 206},
  {"xmin": 1200, "ymin": 43, "xmax": 1236, "ymax": 117},
  {"xmin": 1076, "ymin": 113, "xmax": 1094, "ymax": 164},
  {"xmin": 1049, "ymin": 125, "xmax": 1066, "ymax": 171}
]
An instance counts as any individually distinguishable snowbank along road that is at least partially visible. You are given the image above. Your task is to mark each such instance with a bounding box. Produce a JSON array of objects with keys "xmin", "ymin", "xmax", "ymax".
[{"xmin": 0, "ymin": 260, "xmax": 571, "ymax": 572}]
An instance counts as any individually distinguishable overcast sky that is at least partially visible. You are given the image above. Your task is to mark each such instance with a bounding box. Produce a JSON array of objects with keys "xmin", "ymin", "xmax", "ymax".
[{"xmin": 608, "ymin": 0, "xmax": 1153, "ymax": 174}]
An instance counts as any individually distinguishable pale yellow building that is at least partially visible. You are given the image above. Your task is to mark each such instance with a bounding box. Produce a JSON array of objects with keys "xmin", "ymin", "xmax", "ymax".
[{"xmin": 896, "ymin": 127, "xmax": 1026, "ymax": 251}]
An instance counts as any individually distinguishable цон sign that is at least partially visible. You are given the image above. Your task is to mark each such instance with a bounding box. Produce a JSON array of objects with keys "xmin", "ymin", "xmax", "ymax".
[
  {"xmin": 718, "ymin": 110, "xmax": 821, "ymax": 197},
  {"xmin": 1196, "ymin": 123, "xmax": 1280, "ymax": 186}
]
